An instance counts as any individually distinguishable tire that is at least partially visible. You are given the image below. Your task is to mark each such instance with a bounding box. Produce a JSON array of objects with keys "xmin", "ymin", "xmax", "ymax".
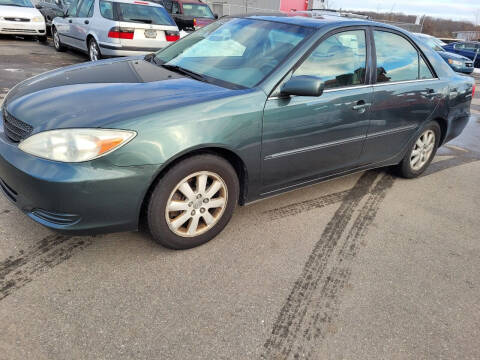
[
  {"xmin": 88, "ymin": 38, "xmax": 101, "ymax": 61},
  {"xmin": 37, "ymin": 35, "xmax": 48, "ymax": 43},
  {"xmin": 397, "ymin": 121, "xmax": 441, "ymax": 178},
  {"xmin": 52, "ymin": 27, "xmax": 65, "ymax": 52},
  {"xmin": 147, "ymin": 154, "xmax": 239, "ymax": 250}
]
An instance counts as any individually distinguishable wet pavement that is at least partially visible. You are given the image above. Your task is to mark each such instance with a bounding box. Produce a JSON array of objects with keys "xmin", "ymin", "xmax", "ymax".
[{"xmin": 1, "ymin": 37, "xmax": 480, "ymax": 359}]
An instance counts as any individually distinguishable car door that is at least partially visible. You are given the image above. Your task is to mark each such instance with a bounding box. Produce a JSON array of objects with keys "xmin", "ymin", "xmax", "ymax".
[
  {"xmin": 71, "ymin": 0, "xmax": 94, "ymax": 51},
  {"xmin": 261, "ymin": 28, "xmax": 373, "ymax": 194},
  {"xmin": 57, "ymin": 0, "xmax": 78, "ymax": 47},
  {"xmin": 361, "ymin": 29, "xmax": 442, "ymax": 164}
]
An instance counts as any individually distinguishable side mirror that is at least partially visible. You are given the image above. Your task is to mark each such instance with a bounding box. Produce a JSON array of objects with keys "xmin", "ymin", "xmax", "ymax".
[
  {"xmin": 214, "ymin": 13, "xmax": 218, "ymax": 19},
  {"xmin": 63, "ymin": 10, "xmax": 68, "ymax": 17},
  {"xmin": 35, "ymin": 4, "xmax": 43, "ymax": 9},
  {"xmin": 280, "ymin": 75, "xmax": 325, "ymax": 97}
]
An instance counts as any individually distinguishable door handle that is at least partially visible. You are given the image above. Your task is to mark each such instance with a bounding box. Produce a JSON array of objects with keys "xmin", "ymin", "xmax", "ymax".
[
  {"xmin": 352, "ymin": 100, "xmax": 371, "ymax": 113},
  {"xmin": 68, "ymin": 19, "xmax": 72, "ymax": 23},
  {"xmin": 84, "ymin": 20, "xmax": 89, "ymax": 24},
  {"xmin": 425, "ymin": 88, "xmax": 438, "ymax": 97}
]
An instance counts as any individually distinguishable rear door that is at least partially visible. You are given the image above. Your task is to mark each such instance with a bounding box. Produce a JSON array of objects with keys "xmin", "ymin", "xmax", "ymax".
[
  {"xmin": 361, "ymin": 28, "xmax": 442, "ymax": 164},
  {"xmin": 71, "ymin": 0, "xmax": 94, "ymax": 50}
]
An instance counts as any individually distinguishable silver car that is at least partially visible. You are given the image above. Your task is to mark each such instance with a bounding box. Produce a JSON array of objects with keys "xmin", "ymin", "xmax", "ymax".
[{"xmin": 52, "ymin": 0, "xmax": 179, "ymax": 60}]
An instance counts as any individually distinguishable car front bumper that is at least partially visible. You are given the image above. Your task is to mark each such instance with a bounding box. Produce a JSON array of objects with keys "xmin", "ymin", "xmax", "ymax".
[
  {"xmin": 0, "ymin": 115, "xmax": 158, "ymax": 234},
  {"xmin": 0, "ymin": 20, "xmax": 46, "ymax": 36}
]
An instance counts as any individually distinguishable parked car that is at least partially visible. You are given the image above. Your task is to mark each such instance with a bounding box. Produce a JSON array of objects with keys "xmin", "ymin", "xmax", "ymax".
[
  {"xmin": 156, "ymin": 0, "xmax": 216, "ymax": 31},
  {"xmin": 438, "ymin": 37, "xmax": 462, "ymax": 44},
  {"xmin": 414, "ymin": 33, "xmax": 474, "ymax": 74},
  {"xmin": 34, "ymin": 0, "xmax": 70, "ymax": 33},
  {"xmin": 442, "ymin": 41, "xmax": 480, "ymax": 68},
  {"xmin": 0, "ymin": 16, "xmax": 475, "ymax": 249},
  {"xmin": 52, "ymin": 0, "xmax": 179, "ymax": 60},
  {"xmin": 0, "ymin": 0, "xmax": 47, "ymax": 41}
]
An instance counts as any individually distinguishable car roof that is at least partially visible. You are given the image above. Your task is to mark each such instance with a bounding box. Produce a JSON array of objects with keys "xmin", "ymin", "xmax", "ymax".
[{"xmin": 244, "ymin": 14, "xmax": 402, "ymax": 32}]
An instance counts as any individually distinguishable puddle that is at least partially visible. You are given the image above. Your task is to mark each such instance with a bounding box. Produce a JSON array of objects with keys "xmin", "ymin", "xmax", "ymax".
[{"xmin": 3, "ymin": 69, "xmax": 23, "ymax": 72}]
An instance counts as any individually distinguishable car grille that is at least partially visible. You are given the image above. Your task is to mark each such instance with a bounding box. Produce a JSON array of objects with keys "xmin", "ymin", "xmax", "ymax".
[
  {"xmin": 2, "ymin": 108, "xmax": 33, "ymax": 142},
  {"xmin": 4, "ymin": 17, "xmax": 30, "ymax": 22},
  {"xmin": 0, "ymin": 28, "xmax": 37, "ymax": 33}
]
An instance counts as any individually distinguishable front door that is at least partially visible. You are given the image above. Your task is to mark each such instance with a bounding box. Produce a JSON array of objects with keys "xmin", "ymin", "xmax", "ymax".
[
  {"xmin": 362, "ymin": 29, "xmax": 442, "ymax": 164},
  {"xmin": 261, "ymin": 29, "xmax": 373, "ymax": 194}
]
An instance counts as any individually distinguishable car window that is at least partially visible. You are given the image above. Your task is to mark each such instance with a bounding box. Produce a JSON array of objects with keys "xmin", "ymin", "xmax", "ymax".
[
  {"xmin": 419, "ymin": 56, "xmax": 433, "ymax": 79},
  {"xmin": 99, "ymin": 0, "xmax": 113, "ymax": 19},
  {"xmin": 171, "ymin": 1, "xmax": 179, "ymax": 14},
  {"xmin": 66, "ymin": 0, "xmax": 78, "ymax": 16},
  {"xmin": 374, "ymin": 31, "xmax": 422, "ymax": 83},
  {"xmin": 163, "ymin": 0, "xmax": 172, "ymax": 12},
  {"xmin": 454, "ymin": 43, "xmax": 465, "ymax": 50},
  {"xmin": 77, "ymin": 0, "xmax": 93, "ymax": 17},
  {"xmin": 294, "ymin": 30, "xmax": 367, "ymax": 90},
  {"xmin": 182, "ymin": 3, "xmax": 214, "ymax": 18}
]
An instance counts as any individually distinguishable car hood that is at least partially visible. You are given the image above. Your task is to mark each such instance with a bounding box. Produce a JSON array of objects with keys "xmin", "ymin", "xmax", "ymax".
[
  {"xmin": 4, "ymin": 58, "xmax": 240, "ymax": 134},
  {"xmin": 0, "ymin": 5, "xmax": 42, "ymax": 18},
  {"xmin": 438, "ymin": 51, "xmax": 471, "ymax": 61}
]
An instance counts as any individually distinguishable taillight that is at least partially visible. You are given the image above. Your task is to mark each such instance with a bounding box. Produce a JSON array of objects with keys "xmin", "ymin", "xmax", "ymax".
[
  {"xmin": 193, "ymin": 18, "xmax": 197, "ymax": 26},
  {"xmin": 165, "ymin": 30, "xmax": 179, "ymax": 42},
  {"xmin": 473, "ymin": 83, "xmax": 476, "ymax": 98},
  {"xmin": 108, "ymin": 27, "xmax": 134, "ymax": 40}
]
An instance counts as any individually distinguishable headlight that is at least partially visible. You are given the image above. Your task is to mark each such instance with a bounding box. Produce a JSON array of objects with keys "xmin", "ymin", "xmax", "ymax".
[
  {"xmin": 18, "ymin": 129, "xmax": 136, "ymax": 162},
  {"xmin": 448, "ymin": 59, "xmax": 463, "ymax": 66},
  {"xmin": 31, "ymin": 16, "xmax": 44, "ymax": 22}
]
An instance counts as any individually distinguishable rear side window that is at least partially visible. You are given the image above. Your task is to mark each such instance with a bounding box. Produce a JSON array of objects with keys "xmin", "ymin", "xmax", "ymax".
[
  {"xmin": 77, "ymin": 0, "xmax": 94, "ymax": 17},
  {"xmin": 294, "ymin": 30, "xmax": 367, "ymax": 90},
  {"xmin": 99, "ymin": 0, "xmax": 113, "ymax": 19},
  {"xmin": 374, "ymin": 30, "xmax": 433, "ymax": 83},
  {"xmin": 116, "ymin": 3, "xmax": 176, "ymax": 25}
]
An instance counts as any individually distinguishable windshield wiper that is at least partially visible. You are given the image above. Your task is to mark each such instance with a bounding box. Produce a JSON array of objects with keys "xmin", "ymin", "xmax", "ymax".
[
  {"xmin": 161, "ymin": 64, "xmax": 210, "ymax": 83},
  {"xmin": 129, "ymin": 18, "xmax": 152, "ymax": 24}
]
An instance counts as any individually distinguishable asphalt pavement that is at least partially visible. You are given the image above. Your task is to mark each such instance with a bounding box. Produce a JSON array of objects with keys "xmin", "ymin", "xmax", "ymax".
[{"xmin": 1, "ymin": 37, "xmax": 480, "ymax": 360}]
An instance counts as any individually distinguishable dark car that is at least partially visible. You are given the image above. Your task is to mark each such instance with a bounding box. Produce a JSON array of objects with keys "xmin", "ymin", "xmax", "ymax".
[
  {"xmin": 443, "ymin": 41, "xmax": 480, "ymax": 68},
  {"xmin": 155, "ymin": 0, "xmax": 217, "ymax": 30},
  {"xmin": 414, "ymin": 33, "xmax": 474, "ymax": 74},
  {"xmin": 35, "ymin": 0, "xmax": 71, "ymax": 32},
  {"xmin": 0, "ymin": 15, "xmax": 475, "ymax": 249}
]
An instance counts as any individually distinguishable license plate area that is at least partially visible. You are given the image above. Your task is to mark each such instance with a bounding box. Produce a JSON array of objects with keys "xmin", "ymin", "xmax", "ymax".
[{"xmin": 144, "ymin": 29, "xmax": 157, "ymax": 39}]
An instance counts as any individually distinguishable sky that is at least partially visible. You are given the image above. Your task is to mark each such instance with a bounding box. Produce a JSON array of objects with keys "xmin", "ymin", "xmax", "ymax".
[{"xmin": 328, "ymin": 0, "xmax": 480, "ymax": 23}]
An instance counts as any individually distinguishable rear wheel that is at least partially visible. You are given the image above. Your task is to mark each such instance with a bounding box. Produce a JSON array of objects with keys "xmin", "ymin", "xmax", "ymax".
[
  {"xmin": 88, "ymin": 38, "xmax": 101, "ymax": 61},
  {"xmin": 147, "ymin": 154, "xmax": 239, "ymax": 250},
  {"xmin": 52, "ymin": 27, "xmax": 65, "ymax": 52},
  {"xmin": 397, "ymin": 121, "xmax": 440, "ymax": 178}
]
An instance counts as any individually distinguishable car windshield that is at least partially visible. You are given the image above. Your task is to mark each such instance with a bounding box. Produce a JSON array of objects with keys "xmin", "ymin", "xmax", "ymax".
[
  {"xmin": 116, "ymin": 2, "xmax": 176, "ymax": 25},
  {"xmin": 417, "ymin": 35, "xmax": 443, "ymax": 52},
  {"xmin": 181, "ymin": 3, "xmax": 214, "ymax": 18},
  {"xmin": 0, "ymin": 0, "xmax": 33, "ymax": 7},
  {"xmin": 154, "ymin": 18, "xmax": 313, "ymax": 88}
]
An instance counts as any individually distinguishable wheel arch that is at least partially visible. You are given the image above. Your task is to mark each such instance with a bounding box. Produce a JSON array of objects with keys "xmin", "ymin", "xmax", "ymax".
[
  {"xmin": 433, "ymin": 116, "xmax": 448, "ymax": 145},
  {"xmin": 138, "ymin": 146, "xmax": 249, "ymax": 229}
]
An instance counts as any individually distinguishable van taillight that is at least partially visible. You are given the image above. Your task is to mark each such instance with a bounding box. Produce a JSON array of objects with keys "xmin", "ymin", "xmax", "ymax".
[
  {"xmin": 473, "ymin": 83, "xmax": 476, "ymax": 98},
  {"xmin": 193, "ymin": 18, "xmax": 197, "ymax": 26},
  {"xmin": 165, "ymin": 30, "xmax": 180, "ymax": 42},
  {"xmin": 108, "ymin": 27, "xmax": 134, "ymax": 39}
]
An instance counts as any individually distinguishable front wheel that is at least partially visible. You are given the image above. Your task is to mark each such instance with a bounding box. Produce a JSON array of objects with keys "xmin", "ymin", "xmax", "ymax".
[
  {"xmin": 397, "ymin": 121, "xmax": 440, "ymax": 178},
  {"xmin": 37, "ymin": 35, "xmax": 48, "ymax": 43},
  {"xmin": 52, "ymin": 27, "xmax": 65, "ymax": 52},
  {"xmin": 147, "ymin": 154, "xmax": 239, "ymax": 250}
]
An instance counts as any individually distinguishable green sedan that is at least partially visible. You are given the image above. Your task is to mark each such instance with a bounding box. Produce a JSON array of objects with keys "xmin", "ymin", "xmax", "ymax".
[{"xmin": 0, "ymin": 15, "xmax": 475, "ymax": 249}]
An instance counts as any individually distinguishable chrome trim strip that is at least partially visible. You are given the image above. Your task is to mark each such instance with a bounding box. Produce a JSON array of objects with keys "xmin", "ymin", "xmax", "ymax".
[
  {"xmin": 372, "ymin": 78, "xmax": 439, "ymax": 87},
  {"xmin": 367, "ymin": 124, "xmax": 418, "ymax": 139},
  {"xmin": 264, "ymin": 135, "xmax": 365, "ymax": 160}
]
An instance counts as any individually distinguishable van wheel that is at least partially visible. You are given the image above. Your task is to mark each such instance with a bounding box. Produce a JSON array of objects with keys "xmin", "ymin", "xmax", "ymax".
[
  {"xmin": 52, "ymin": 27, "xmax": 65, "ymax": 51},
  {"xmin": 147, "ymin": 154, "xmax": 239, "ymax": 250},
  {"xmin": 88, "ymin": 38, "xmax": 102, "ymax": 61},
  {"xmin": 397, "ymin": 121, "xmax": 440, "ymax": 178}
]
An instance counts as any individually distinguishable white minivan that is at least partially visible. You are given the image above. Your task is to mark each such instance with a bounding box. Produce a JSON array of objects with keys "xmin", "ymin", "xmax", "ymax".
[
  {"xmin": 0, "ymin": 0, "xmax": 47, "ymax": 41},
  {"xmin": 52, "ymin": 0, "xmax": 179, "ymax": 60}
]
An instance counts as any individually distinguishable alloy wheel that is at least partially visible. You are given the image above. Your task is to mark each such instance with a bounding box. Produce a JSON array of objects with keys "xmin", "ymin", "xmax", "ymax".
[
  {"xmin": 410, "ymin": 129, "xmax": 435, "ymax": 171},
  {"xmin": 89, "ymin": 41, "xmax": 98, "ymax": 61},
  {"xmin": 165, "ymin": 171, "xmax": 228, "ymax": 237},
  {"xmin": 53, "ymin": 29, "xmax": 59, "ymax": 49}
]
